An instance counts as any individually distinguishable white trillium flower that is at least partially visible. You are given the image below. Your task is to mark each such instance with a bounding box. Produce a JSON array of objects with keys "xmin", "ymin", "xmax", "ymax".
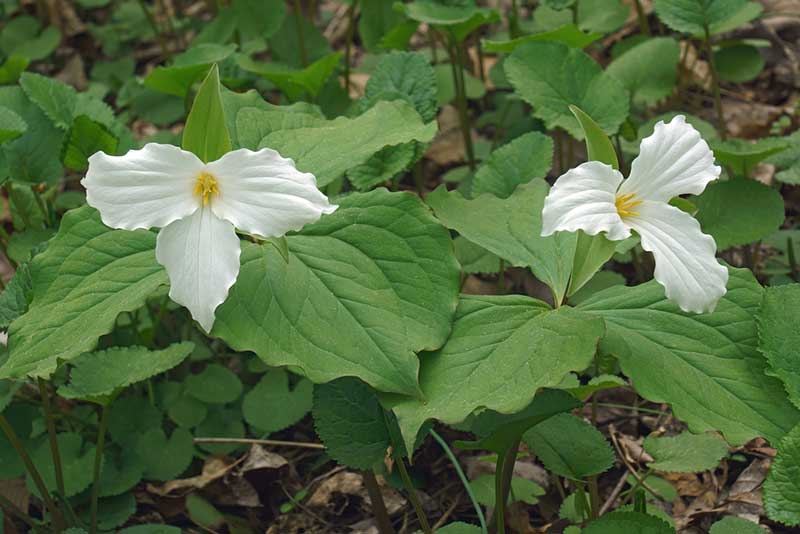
[
  {"xmin": 542, "ymin": 115, "xmax": 728, "ymax": 313},
  {"xmin": 81, "ymin": 143, "xmax": 337, "ymax": 332}
]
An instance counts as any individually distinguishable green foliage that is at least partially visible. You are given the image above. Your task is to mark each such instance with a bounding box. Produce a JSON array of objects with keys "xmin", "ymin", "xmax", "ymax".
[
  {"xmin": 715, "ymin": 44, "xmax": 765, "ymax": 83},
  {"xmin": 579, "ymin": 268, "xmax": 800, "ymax": 446},
  {"xmin": 359, "ymin": 0, "xmax": 406, "ymax": 51},
  {"xmin": 238, "ymin": 52, "xmax": 343, "ymax": 101},
  {"xmin": 505, "ymin": 41, "xmax": 629, "ymax": 139},
  {"xmin": 471, "ymin": 132, "xmax": 553, "ymax": 198},
  {"xmin": 0, "ymin": 106, "xmax": 26, "ymax": 143},
  {"xmin": 19, "ymin": 72, "xmax": 76, "ymax": 130},
  {"xmin": 583, "ymin": 511, "xmax": 674, "ymax": 533},
  {"xmin": 135, "ymin": 427, "xmax": 195, "ymax": 481},
  {"xmin": 364, "ymin": 52, "xmax": 438, "ymax": 122},
  {"xmin": 396, "ymin": 1, "xmax": 500, "ymax": 42},
  {"xmin": 758, "ymin": 285, "xmax": 800, "ymax": 409},
  {"xmin": 313, "ymin": 377, "xmax": 390, "ymax": 470},
  {"xmin": 243, "ymin": 369, "xmax": 313, "ymax": 434},
  {"xmin": 0, "ymin": 16, "xmax": 60, "ymax": 61},
  {"xmin": 29, "ymin": 433, "xmax": 95, "ymax": 497},
  {"xmin": 694, "ymin": 180, "xmax": 785, "ymax": 250},
  {"xmin": 453, "ymin": 237, "xmax": 501, "ymax": 274},
  {"xmin": 436, "ymin": 523, "xmax": 482, "ymax": 534},
  {"xmin": 712, "ymin": 137, "xmax": 789, "ymax": 177},
  {"xmin": 144, "ymin": 44, "xmax": 236, "ymax": 97},
  {"xmin": 643, "ymin": 432, "xmax": 729, "ymax": 473},
  {"xmin": 709, "ymin": 516, "xmax": 765, "ymax": 534},
  {"xmin": 482, "ymin": 25, "xmax": 601, "ymax": 53},
  {"xmin": 765, "ymin": 424, "xmax": 800, "ymax": 525},
  {"xmin": 653, "ymin": 0, "xmax": 748, "ymax": 35},
  {"xmin": 186, "ymin": 363, "xmax": 243, "ymax": 404},
  {"xmin": 606, "ymin": 38, "xmax": 681, "ymax": 106},
  {"xmin": 62, "ymin": 115, "xmax": 119, "ymax": 171},
  {"xmin": 214, "ymin": 188, "xmax": 460, "ymax": 396},
  {"xmin": 0, "ymin": 263, "xmax": 31, "ymax": 331},
  {"xmin": 182, "ymin": 65, "xmax": 231, "ymax": 163},
  {"xmin": 470, "ymin": 474, "xmax": 544, "ymax": 506}
]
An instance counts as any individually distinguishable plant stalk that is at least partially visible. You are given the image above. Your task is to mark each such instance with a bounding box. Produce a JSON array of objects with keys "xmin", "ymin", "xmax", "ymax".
[
  {"xmin": 293, "ymin": 0, "xmax": 309, "ymax": 67},
  {"xmin": 38, "ymin": 379, "xmax": 65, "ymax": 501},
  {"xmin": 495, "ymin": 440, "xmax": 520, "ymax": 534},
  {"xmin": 702, "ymin": 27, "xmax": 727, "ymax": 139},
  {"xmin": 396, "ymin": 456, "xmax": 432, "ymax": 534},
  {"xmin": 448, "ymin": 36, "xmax": 476, "ymax": 171},
  {"xmin": 90, "ymin": 404, "xmax": 110, "ymax": 534},
  {"xmin": 633, "ymin": 0, "xmax": 650, "ymax": 35},
  {"xmin": 362, "ymin": 470, "xmax": 396, "ymax": 534},
  {"xmin": 344, "ymin": 0, "xmax": 357, "ymax": 94},
  {"xmin": 509, "ymin": 0, "xmax": 520, "ymax": 38},
  {"xmin": 135, "ymin": 0, "xmax": 171, "ymax": 60}
]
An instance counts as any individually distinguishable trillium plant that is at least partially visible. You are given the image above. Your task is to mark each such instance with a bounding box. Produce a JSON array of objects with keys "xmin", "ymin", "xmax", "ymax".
[{"xmin": 0, "ymin": 2, "xmax": 798, "ymax": 534}]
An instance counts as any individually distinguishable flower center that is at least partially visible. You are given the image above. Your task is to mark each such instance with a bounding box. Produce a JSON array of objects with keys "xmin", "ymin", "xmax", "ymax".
[
  {"xmin": 615, "ymin": 192, "xmax": 642, "ymax": 218},
  {"xmin": 194, "ymin": 172, "xmax": 219, "ymax": 207}
]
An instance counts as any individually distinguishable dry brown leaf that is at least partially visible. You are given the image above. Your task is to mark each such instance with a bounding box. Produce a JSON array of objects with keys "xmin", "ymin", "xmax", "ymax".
[{"xmin": 147, "ymin": 456, "xmax": 234, "ymax": 497}]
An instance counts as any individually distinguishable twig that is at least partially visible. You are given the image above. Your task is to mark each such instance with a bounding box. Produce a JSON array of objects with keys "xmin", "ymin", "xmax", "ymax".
[
  {"xmin": 396, "ymin": 456, "xmax": 433, "ymax": 534},
  {"xmin": 599, "ymin": 471, "xmax": 629, "ymax": 515},
  {"xmin": 362, "ymin": 470, "xmax": 396, "ymax": 534},
  {"xmin": 432, "ymin": 495, "xmax": 461, "ymax": 531},
  {"xmin": 608, "ymin": 427, "xmax": 668, "ymax": 502},
  {"xmin": 192, "ymin": 437, "xmax": 325, "ymax": 449}
]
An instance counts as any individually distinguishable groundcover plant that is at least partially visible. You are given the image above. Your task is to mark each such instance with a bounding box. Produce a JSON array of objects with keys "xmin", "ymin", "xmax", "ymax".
[{"xmin": 0, "ymin": 0, "xmax": 798, "ymax": 532}]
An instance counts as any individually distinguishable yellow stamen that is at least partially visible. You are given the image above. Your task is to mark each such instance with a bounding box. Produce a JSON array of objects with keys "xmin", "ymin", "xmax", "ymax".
[
  {"xmin": 194, "ymin": 172, "xmax": 219, "ymax": 206},
  {"xmin": 615, "ymin": 192, "xmax": 642, "ymax": 218}
]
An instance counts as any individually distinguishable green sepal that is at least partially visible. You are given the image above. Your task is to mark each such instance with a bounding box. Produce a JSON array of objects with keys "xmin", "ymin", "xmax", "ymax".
[{"xmin": 182, "ymin": 64, "xmax": 231, "ymax": 163}]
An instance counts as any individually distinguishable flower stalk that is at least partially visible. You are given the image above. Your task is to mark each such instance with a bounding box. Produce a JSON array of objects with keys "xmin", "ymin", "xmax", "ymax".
[
  {"xmin": 38, "ymin": 379, "xmax": 66, "ymax": 501},
  {"xmin": 90, "ymin": 404, "xmax": 110, "ymax": 534}
]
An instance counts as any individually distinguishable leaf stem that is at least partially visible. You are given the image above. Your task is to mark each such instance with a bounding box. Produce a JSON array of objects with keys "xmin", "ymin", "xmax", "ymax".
[
  {"xmin": 362, "ymin": 470, "xmax": 396, "ymax": 534},
  {"xmin": 509, "ymin": 0, "xmax": 520, "ymax": 38},
  {"xmin": 447, "ymin": 34, "xmax": 476, "ymax": 171},
  {"xmin": 0, "ymin": 413, "xmax": 64, "ymax": 529},
  {"xmin": 396, "ymin": 456, "xmax": 432, "ymax": 534},
  {"xmin": 633, "ymin": 0, "xmax": 650, "ymax": 35},
  {"xmin": 90, "ymin": 404, "xmax": 110, "ymax": 534},
  {"xmin": 495, "ymin": 439, "xmax": 520, "ymax": 534},
  {"xmin": 344, "ymin": 0, "xmax": 357, "ymax": 94},
  {"xmin": 702, "ymin": 27, "xmax": 727, "ymax": 139},
  {"xmin": 293, "ymin": 0, "xmax": 309, "ymax": 67},
  {"xmin": 135, "ymin": 0, "xmax": 172, "ymax": 60},
  {"xmin": 38, "ymin": 379, "xmax": 65, "ymax": 501},
  {"xmin": 430, "ymin": 430, "xmax": 487, "ymax": 534}
]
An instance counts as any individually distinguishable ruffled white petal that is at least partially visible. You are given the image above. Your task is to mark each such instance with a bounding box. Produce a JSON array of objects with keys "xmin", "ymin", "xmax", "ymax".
[
  {"xmin": 618, "ymin": 115, "xmax": 720, "ymax": 202},
  {"xmin": 205, "ymin": 148, "xmax": 337, "ymax": 238},
  {"xmin": 155, "ymin": 207, "xmax": 241, "ymax": 333},
  {"xmin": 541, "ymin": 161, "xmax": 630, "ymax": 241},
  {"xmin": 82, "ymin": 143, "xmax": 203, "ymax": 230},
  {"xmin": 624, "ymin": 200, "xmax": 728, "ymax": 313}
]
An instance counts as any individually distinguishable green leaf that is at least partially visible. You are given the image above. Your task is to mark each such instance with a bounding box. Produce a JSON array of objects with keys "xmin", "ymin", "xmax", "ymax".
[
  {"xmin": 108, "ymin": 395, "xmax": 163, "ymax": 445},
  {"xmin": 347, "ymin": 143, "xmax": 420, "ymax": 191},
  {"xmin": 99, "ymin": 447, "xmax": 144, "ymax": 497},
  {"xmin": 712, "ymin": 137, "xmax": 789, "ymax": 177},
  {"xmin": 269, "ymin": 13, "xmax": 332, "ymax": 68},
  {"xmin": 29, "ymin": 433, "xmax": 95, "ymax": 497},
  {"xmin": 768, "ymin": 130, "xmax": 800, "ymax": 185},
  {"xmin": 182, "ymin": 64, "xmax": 231, "ymax": 163},
  {"xmin": 564, "ymin": 372, "xmax": 627, "ymax": 399},
  {"xmin": 570, "ymin": 105, "xmax": 618, "ymax": 168},
  {"xmin": 505, "ymin": 41, "xmax": 629, "ymax": 139},
  {"xmin": 470, "ymin": 474, "xmax": 544, "ymax": 506},
  {"xmin": 81, "ymin": 493, "xmax": 136, "ymax": 531},
  {"xmin": 0, "ymin": 56, "xmax": 29, "ymax": 85},
  {"xmin": 144, "ymin": 44, "xmax": 236, "ymax": 97},
  {"xmin": 119, "ymin": 526, "xmax": 181, "ymax": 534},
  {"xmin": 243, "ymin": 369, "xmax": 313, "ymax": 434},
  {"xmin": 62, "ymin": 115, "xmax": 119, "ymax": 171},
  {"xmin": 694, "ymin": 179, "xmax": 785, "ymax": 250},
  {"xmin": 19, "ymin": 72, "xmax": 76, "ymax": 130},
  {"xmin": 765, "ymin": 424, "xmax": 800, "ymax": 525},
  {"xmin": 229, "ymin": 0, "xmax": 287, "ymax": 41},
  {"xmin": 136, "ymin": 426, "xmax": 195, "ymax": 481},
  {"xmin": 195, "ymin": 407, "xmax": 245, "ymax": 454},
  {"xmin": 578, "ymin": 268, "xmax": 800, "ymax": 445},
  {"xmin": 482, "ymin": 24, "xmax": 601, "ymax": 53},
  {"xmin": 214, "ymin": 189, "xmax": 460, "ymax": 397},
  {"xmin": 238, "ymin": 52, "xmax": 343, "ymax": 101},
  {"xmin": 583, "ymin": 511, "xmax": 673, "ymax": 533},
  {"xmin": 392, "ymin": 295, "xmax": 604, "ymax": 451},
  {"xmin": 6, "ymin": 228, "xmax": 54, "ymax": 264},
  {"xmin": 471, "ymin": 132, "xmax": 553, "ymax": 198},
  {"xmin": 434, "ymin": 65, "xmax": 486, "ymax": 105},
  {"xmin": 653, "ymin": 0, "xmax": 748, "ymax": 34},
  {"xmin": 757, "ymin": 285, "xmax": 800, "ymax": 409},
  {"xmin": 643, "ymin": 432, "xmax": 728, "ymax": 473},
  {"xmin": 577, "ymin": 0, "xmax": 629, "ymax": 33},
  {"xmin": 524, "ymin": 413, "xmax": 614, "ymax": 480},
  {"xmin": 186, "ymin": 363, "xmax": 243, "ymax": 405},
  {"xmin": 606, "ymin": 37, "xmax": 681, "ymax": 106},
  {"xmin": 253, "ymin": 100, "xmax": 437, "ymax": 186},
  {"xmin": 359, "ymin": 0, "xmax": 406, "ymax": 51},
  {"xmin": 426, "ymin": 181, "xmax": 577, "ymax": 304},
  {"xmin": 436, "ymin": 523, "xmax": 482, "ymax": 534},
  {"xmin": 396, "ymin": 1, "xmax": 500, "ymax": 42},
  {"xmin": 0, "ymin": 16, "xmax": 60, "ymax": 61},
  {"xmin": 0, "ymin": 107, "xmax": 27, "ymax": 143},
  {"xmin": 313, "ymin": 377, "xmax": 390, "ymax": 470},
  {"xmin": 365, "ymin": 51, "xmax": 438, "ymax": 123},
  {"xmin": 715, "ymin": 43, "xmax": 764, "ymax": 83},
  {"xmin": 453, "ymin": 237, "xmax": 501, "ymax": 274},
  {"xmin": 187, "ymin": 494, "xmax": 225, "ymax": 530},
  {"xmin": 167, "ymin": 394, "xmax": 208, "ymax": 428},
  {"xmin": 709, "ymin": 516, "xmax": 765, "ymax": 534},
  {"xmin": 58, "ymin": 343, "xmax": 194, "ymax": 404},
  {"xmin": 708, "ymin": 1, "xmax": 762, "ymax": 34},
  {"xmin": 0, "ymin": 207, "xmax": 168, "ymax": 379}
]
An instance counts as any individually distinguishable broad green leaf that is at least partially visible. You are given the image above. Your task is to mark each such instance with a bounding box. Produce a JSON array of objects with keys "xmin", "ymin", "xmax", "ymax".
[
  {"xmin": 144, "ymin": 44, "xmax": 236, "ymax": 97},
  {"xmin": 471, "ymin": 131, "xmax": 553, "ymax": 198},
  {"xmin": 564, "ymin": 372, "xmax": 627, "ymax": 399},
  {"xmin": 715, "ymin": 43, "xmax": 764, "ymax": 83},
  {"xmin": 359, "ymin": 0, "xmax": 406, "ymax": 51},
  {"xmin": 0, "ymin": 207, "xmax": 168, "ymax": 379},
  {"xmin": 238, "ymin": 52, "xmax": 343, "ymax": 101},
  {"xmin": 58, "ymin": 343, "xmax": 194, "ymax": 403},
  {"xmin": 434, "ymin": 65, "xmax": 486, "ymax": 105},
  {"xmin": 186, "ymin": 364, "xmax": 243, "ymax": 404},
  {"xmin": 470, "ymin": 474, "xmax": 544, "ymax": 506},
  {"xmin": 542, "ymin": 0, "xmax": 575, "ymax": 7},
  {"xmin": 436, "ymin": 523, "xmax": 482, "ymax": 534},
  {"xmin": 569, "ymin": 105, "xmax": 618, "ymax": 168},
  {"xmin": 505, "ymin": 41, "xmax": 629, "ymax": 139},
  {"xmin": 694, "ymin": 179, "xmax": 784, "ymax": 250},
  {"xmin": 119, "ymin": 526, "xmax": 181, "ymax": 534},
  {"xmin": 186, "ymin": 494, "xmax": 225, "ymax": 530},
  {"xmin": 313, "ymin": 377, "xmax": 390, "ymax": 470},
  {"xmin": 182, "ymin": 64, "xmax": 231, "ymax": 163},
  {"xmin": 709, "ymin": 516, "xmax": 765, "ymax": 534},
  {"xmin": 0, "ymin": 56, "xmax": 29, "ymax": 84},
  {"xmin": 396, "ymin": 1, "xmax": 500, "ymax": 42},
  {"xmin": 108, "ymin": 395, "xmax": 163, "ymax": 445},
  {"xmin": 453, "ymin": 237, "xmax": 501, "ymax": 274},
  {"xmin": 195, "ymin": 407, "xmax": 245, "ymax": 454},
  {"xmin": 524, "ymin": 413, "xmax": 614, "ymax": 480},
  {"xmin": 0, "ymin": 107, "xmax": 26, "ymax": 143},
  {"xmin": 6, "ymin": 228, "xmax": 53, "ymax": 264},
  {"xmin": 99, "ymin": 447, "xmax": 144, "ymax": 497},
  {"xmin": 256, "ymin": 100, "xmax": 437, "ymax": 186},
  {"xmin": 708, "ymin": 1, "xmax": 762, "ymax": 34},
  {"xmin": 347, "ymin": 143, "xmax": 420, "ymax": 191},
  {"xmin": 230, "ymin": 97, "xmax": 324, "ymax": 150},
  {"xmin": 379, "ymin": 20, "xmax": 421, "ymax": 51},
  {"xmin": 426, "ymin": 181, "xmax": 577, "ymax": 304},
  {"xmin": 653, "ymin": 0, "xmax": 748, "ymax": 35},
  {"xmin": 768, "ymin": 130, "xmax": 800, "ymax": 185},
  {"xmin": 214, "ymin": 189, "xmax": 460, "ymax": 397},
  {"xmin": 0, "ymin": 381, "xmax": 20, "ymax": 413},
  {"xmin": 765, "ymin": 424, "xmax": 800, "ymax": 525},
  {"xmin": 711, "ymin": 137, "xmax": 789, "ymax": 177},
  {"xmin": 392, "ymin": 295, "xmax": 604, "ymax": 451},
  {"xmin": 268, "ymin": 14, "xmax": 331, "ymax": 68},
  {"xmin": 757, "ymin": 285, "xmax": 800, "ymax": 409},
  {"xmin": 19, "ymin": 72, "xmax": 76, "ymax": 130},
  {"xmin": 606, "ymin": 37, "xmax": 681, "ymax": 106},
  {"xmin": 29, "ymin": 433, "xmax": 95, "ymax": 497},
  {"xmin": 81, "ymin": 493, "xmax": 136, "ymax": 531},
  {"xmin": 577, "ymin": 0, "xmax": 629, "ymax": 33},
  {"xmin": 167, "ymin": 394, "xmax": 208, "ymax": 428},
  {"xmin": 229, "ymin": 0, "xmax": 287, "ymax": 41},
  {"xmin": 62, "ymin": 115, "xmax": 119, "ymax": 171},
  {"xmin": 0, "ymin": 16, "xmax": 60, "ymax": 61},
  {"xmin": 243, "ymin": 369, "xmax": 313, "ymax": 434},
  {"xmin": 643, "ymin": 432, "xmax": 728, "ymax": 473},
  {"xmin": 136, "ymin": 427, "xmax": 195, "ymax": 481},
  {"xmin": 583, "ymin": 511, "xmax": 673, "ymax": 533},
  {"xmin": 579, "ymin": 268, "xmax": 800, "ymax": 445},
  {"xmin": 365, "ymin": 51, "xmax": 438, "ymax": 122},
  {"xmin": 482, "ymin": 24, "xmax": 601, "ymax": 53}
]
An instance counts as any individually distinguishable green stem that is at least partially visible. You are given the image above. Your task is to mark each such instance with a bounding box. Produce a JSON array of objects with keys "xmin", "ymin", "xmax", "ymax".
[
  {"xmin": 412, "ymin": 160, "xmax": 425, "ymax": 194},
  {"xmin": 495, "ymin": 440, "xmax": 520, "ymax": 534},
  {"xmin": 293, "ymin": 0, "xmax": 308, "ymax": 67},
  {"xmin": 588, "ymin": 476, "xmax": 600, "ymax": 519},
  {"xmin": 396, "ymin": 456, "xmax": 432, "ymax": 534},
  {"xmin": 0, "ymin": 413, "xmax": 64, "ymax": 530},
  {"xmin": 31, "ymin": 187, "xmax": 51, "ymax": 228},
  {"xmin": 595, "ymin": 402, "xmax": 666, "ymax": 416},
  {"xmin": 362, "ymin": 470, "xmax": 396, "ymax": 534},
  {"xmin": 90, "ymin": 404, "xmax": 109, "ymax": 534},
  {"xmin": 344, "ymin": 0, "xmax": 357, "ymax": 93},
  {"xmin": 448, "ymin": 36, "xmax": 475, "ymax": 171},
  {"xmin": 38, "ymin": 379, "xmax": 66, "ymax": 501},
  {"xmin": 430, "ymin": 430, "xmax": 487, "ymax": 534},
  {"xmin": 702, "ymin": 28, "xmax": 726, "ymax": 139},
  {"xmin": 136, "ymin": 0, "xmax": 172, "ymax": 60},
  {"xmin": 633, "ymin": 0, "xmax": 650, "ymax": 35},
  {"xmin": 509, "ymin": 0, "xmax": 520, "ymax": 38},
  {"xmin": 787, "ymin": 236, "xmax": 798, "ymax": 281},
  {"xmin": 621, "ymin": 468, "xmax": 653, "ymax": 506}
]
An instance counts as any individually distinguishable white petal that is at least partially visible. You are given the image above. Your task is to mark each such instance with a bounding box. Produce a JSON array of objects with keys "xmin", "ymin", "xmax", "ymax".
[
  {"xmin": 205, "ymin": 148, "xmax": 337, "ymax": 238},
  {"xmin": 542, "ymin": 161, "xmax": 630, "ymax": 241},
  {"xmin": 82, "ymin": 143, "xmax": 204, "ymax": 230},
  {"xmin": 155, "ymin": 207, "xmax": 241, "ymax": 333},
  {"xmin": 625, "ymin": 200, "xmax": 728, "ymax": 314},
  {"xmin": 619, "ymin": 115, "xmax": 720, "ymax": 202}
]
